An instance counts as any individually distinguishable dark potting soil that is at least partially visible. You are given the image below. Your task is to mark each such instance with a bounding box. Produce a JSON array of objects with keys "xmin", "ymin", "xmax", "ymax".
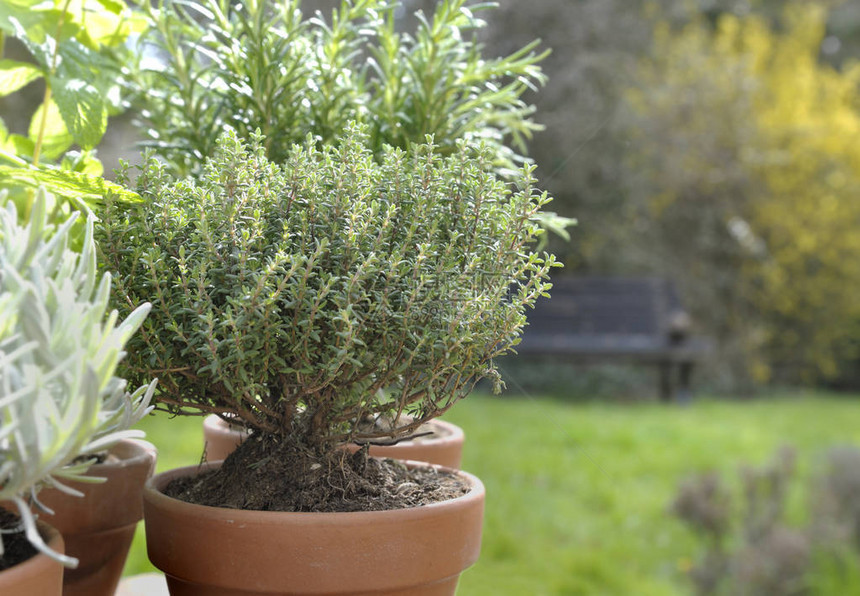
[
  {"xmin": 0, "ymin": 509, "xmax": 39, "ymax": 572},
  {"xmin": 70, "ymin": 450, "xmax": 112, "ymax": 465},
  {"xmin": 165, "ymin": 433, "xmax": 469, "ymax": 512}
]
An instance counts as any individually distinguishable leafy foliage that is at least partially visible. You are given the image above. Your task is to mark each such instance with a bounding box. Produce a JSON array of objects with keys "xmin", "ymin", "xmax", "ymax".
[
  {"xmin": 99, "ymin": 125, "xmax": 556, "ymax": 450},
  {"xmin": 0, "ymin": 189, "xmax": 155, "ymax": 566},
  {"xmin": 130, "ymin": 0, "xmax": 548, "ymax": 178},
  {"xmin": 0, "ymin": 0, "xmax": 142, "ymax": 228}
]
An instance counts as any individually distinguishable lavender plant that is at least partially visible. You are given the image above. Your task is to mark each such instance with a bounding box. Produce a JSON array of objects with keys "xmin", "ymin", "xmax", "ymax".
[
  {"xmin": 99, "ymin": 125, "xmax": 556, "ymax": 457},
  {"xmin": 0, "ymin": 189, "xmax": 155, "ymax": 567}
]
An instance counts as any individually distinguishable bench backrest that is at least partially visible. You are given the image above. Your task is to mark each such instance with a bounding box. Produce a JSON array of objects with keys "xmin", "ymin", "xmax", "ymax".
[{"xmin": 518, "ymin": 276, "xmax": 691, "ymax": 356}]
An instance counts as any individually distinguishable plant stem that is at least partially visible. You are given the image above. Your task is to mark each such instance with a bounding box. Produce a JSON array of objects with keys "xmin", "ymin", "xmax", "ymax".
[
  {"xmin": 31, "ymin": 86, "xmax": 52, "ymax": 167},
  {"xmin": 32, "ymin": 0, "xmax": 72, "ymax": 167}
]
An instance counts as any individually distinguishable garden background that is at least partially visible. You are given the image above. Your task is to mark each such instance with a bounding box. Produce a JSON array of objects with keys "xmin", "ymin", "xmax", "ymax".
[
  {"xmin": 110, "ymin": 0, "xmax": 860, "ymax": 592},
  {"xmin": 6, "ymin": 0, "xmax": 860, "ymax": 593}
]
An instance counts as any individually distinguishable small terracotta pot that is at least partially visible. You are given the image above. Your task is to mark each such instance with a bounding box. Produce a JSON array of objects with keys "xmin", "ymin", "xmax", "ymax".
[
  {"xmin": 144, "ymin": 460, "xmax": 485, "ymax": 595},
  {"xmin": 202, "ymin": 414, "xmax": 246, "ymax": 463},
  {"xmin": 203, "ymin": 415, "xmax": 465, "ymax": 468},
  {"xmin": 0, "ymin": 518, "xmax": 64, "ymax": 596},
  {"xmin": 36, "ymin": 439, "xmax": 157, "ymax": 596}
]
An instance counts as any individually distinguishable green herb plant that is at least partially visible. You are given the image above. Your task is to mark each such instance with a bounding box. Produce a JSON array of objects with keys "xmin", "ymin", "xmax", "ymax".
[
  {"xmin": 0, "ymin": 189, "xmax": 155, "ymax": 566},
  {"xmin": 0, "ymin": 0, "xmax": 140, "ymax": 227},
  {"xmin": 131, "ymin": 0, "xmax": 546, "ymax": 176},
  {"xmin": 99, "ymin": 125, "xmax": 555, "ymax": 494},
  {"xmin": 132, "ymin": 0, "xmax": 574, "ymax": 254}
]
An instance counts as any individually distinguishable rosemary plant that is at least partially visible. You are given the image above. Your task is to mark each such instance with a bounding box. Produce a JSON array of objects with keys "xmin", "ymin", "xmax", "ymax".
[
  {"xmin": 99, "ymin": 125, "xmax": 556, "ymax": 455},
  {"xmin": 129, "ymin": 0, "xmax": 548, "ymax": 178},
  {"xmin": 0, "ymin": 189, "xmax": 155, "ymax": 567}
]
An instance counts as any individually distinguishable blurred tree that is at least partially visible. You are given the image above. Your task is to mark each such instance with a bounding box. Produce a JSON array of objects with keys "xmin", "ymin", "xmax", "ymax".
[
  {"xmin": 620, "ymin": 4, "xmax": 860, "ymax": 385},
  {"xmin": 462, "ymin": 0, "xmax": 860, "ymax": 389}
]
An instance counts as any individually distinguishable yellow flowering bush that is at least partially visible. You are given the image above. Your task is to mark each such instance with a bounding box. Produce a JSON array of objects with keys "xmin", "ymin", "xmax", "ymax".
[{"xmin": 623, "ymin": 3, "xmax": 860, "ymax": 383}]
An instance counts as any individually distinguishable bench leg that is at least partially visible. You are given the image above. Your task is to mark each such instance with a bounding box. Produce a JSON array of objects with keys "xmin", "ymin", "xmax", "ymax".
[
  {"xmin": 659, "ymin": 362, "xmax": 673, "ymax": 402},
  {"xmin": 660, "ymin": 362, "xmax": 694, "ymax": 404},
  {"xmin": 676, "ymin": 362, "xmax": 693, "ymax": 405}
]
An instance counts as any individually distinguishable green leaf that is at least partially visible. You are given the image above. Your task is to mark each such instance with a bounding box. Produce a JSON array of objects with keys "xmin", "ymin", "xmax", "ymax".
[
  {"xmin": 2, "ymin": 12, "xmax": 80, "ymax": 70},
  {"xmin": 534, "ymin": 211, "xmax": 577, "ymax": 241},
  {"xmin": 74, "ymin": 4, "xmax": 126, "ymax": 49},
  {"xmin": 29, "ymin": 99, "xmax": 74, "ymax": 160},
  {"xmin": 0, "ymin": 1, "xmax": 60, "ymax": 43},
  {"xmin": 93, "ymin": 0, "xmax": 125, "ymax": 16},
  {"xmin": 60, "ymin": 151, "xmax": 104, "ymax": 177},
  {"xmin": 2, "ymin": 134, "xmax": 35, "ymax": 158},
  {"xmin": 0, "ymin": 165, "xmax": 140, "ymax": 206},
  {"xmin": 0, "ymin": 59, "xmax": 43, "ymax": 96},
  {"xmin": 48, "ymin": 74, "xmax": 106, "ymax": 150}
]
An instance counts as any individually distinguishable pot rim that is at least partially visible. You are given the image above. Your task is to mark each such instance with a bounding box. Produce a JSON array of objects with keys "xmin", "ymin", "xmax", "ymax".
[
  {"xmin": 203, "ymin": 414, "xmax": 464, "ymax": 443},
  {"xmin": 371, "ymin": 418, "xmax": 464, "ymax": 446},
  {"xmin": 144, "ymin": 458, "xmax": 484, "ymax": 521}
]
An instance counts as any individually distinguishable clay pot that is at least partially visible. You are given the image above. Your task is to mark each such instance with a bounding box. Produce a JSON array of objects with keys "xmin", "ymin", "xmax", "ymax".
[
  {"xmin": 202, "ymin": 414, "xmax": 246, "ymax": 463},
  {"xmin": 203, "ymin": 414, "xmax": 465, "ymax": 468},
  {"xmin": 0, "ymin": 519, "xmax": 64, "ymax": 596},
  {"xmin": 143, "ymin": 461, "xmax": 485, "ymax": 595},
  {"xmin": 36, "ymin": 439, "xmax": 157, "ymax": 596}
]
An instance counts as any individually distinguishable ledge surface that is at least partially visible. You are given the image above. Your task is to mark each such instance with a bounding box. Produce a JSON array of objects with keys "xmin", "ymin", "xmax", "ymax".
[{"xmin": 116, "ymin": 573, "xmax": 168, "ymax": 595}]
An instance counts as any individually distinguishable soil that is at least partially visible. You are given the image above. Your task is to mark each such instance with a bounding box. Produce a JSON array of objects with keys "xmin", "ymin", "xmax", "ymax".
[
  {"xmin": 0, "ymin": 509, "xmax": 38, "ymax": 572},
  {"xmin": 165, "ymin": 433, "xmax": 469, "ymax": 512},
  {"xmin": 70, "ymin": 451, "xmax": 116, "ymax": 466}
]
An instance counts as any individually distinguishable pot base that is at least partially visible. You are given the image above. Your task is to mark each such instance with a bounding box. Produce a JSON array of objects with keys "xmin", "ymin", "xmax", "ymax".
[{"xmin": 59, "ymin": 524, "xmax": 136, "ymax": 596}]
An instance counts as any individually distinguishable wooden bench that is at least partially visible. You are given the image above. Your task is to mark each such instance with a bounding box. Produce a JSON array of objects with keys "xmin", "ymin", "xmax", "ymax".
[{"xmin": 515, "ymin": 276, "xmax": 712, "ymax": 402}]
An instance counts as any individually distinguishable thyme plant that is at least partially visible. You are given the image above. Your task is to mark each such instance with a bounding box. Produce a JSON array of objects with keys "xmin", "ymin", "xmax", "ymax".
[
  {"xmin": 99, "ymin": 125, "xmax": 556, "ymax": 454},
  {"xmin": 129, "ymin": 0, "xmax": 548, "ymax": 178},
  {"xmin": 0, "ymin": 189, "xmax": 155, "ymax": 566}
]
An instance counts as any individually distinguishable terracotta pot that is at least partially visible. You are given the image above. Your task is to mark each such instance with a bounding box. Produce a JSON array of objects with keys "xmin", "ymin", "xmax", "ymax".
[
  {"xmin": 202, "ymin": 414, "xmax": 246, "ymax": 463},
  {"xmin": 0, "ymin": 518, "xmax": 64, "ymax": 596},
  {"xmin": 144, "ymin": 460, "xmax": 485, "ymax": 595},
  {"xmin": 203, "ymin": 415, "xmax": 465, "ymax": 468},
  {"xmin": 36, "ymin": 439, "xmax": 157, "ymax": 596}
]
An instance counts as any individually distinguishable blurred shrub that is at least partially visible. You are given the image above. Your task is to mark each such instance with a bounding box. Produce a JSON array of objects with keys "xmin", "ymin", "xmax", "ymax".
[
  {"xmin": 673, "ymin": 446, "xmax": 860, "ymax": 595},
  {"xmin": 620, "ymin": 4, "xmax": 860, "ymax": 386},
  {"xmin": 488, "ymin": 358, "xmax": 655, "ymax": 402}
]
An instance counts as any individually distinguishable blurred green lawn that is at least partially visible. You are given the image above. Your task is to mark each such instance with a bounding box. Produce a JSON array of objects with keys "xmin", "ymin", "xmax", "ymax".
[{"xmin": 123, "ymin": 391, "xmax": 860, "ymax": 595}]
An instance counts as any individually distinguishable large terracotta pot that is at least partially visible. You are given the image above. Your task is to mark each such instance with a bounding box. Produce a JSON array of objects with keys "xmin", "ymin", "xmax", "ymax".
[
  {"xmin": 144, "ymin": 460, "xmax": 485, "ymax": 595},
  {"xmin": 0, "ymin": 518, "xmax": 64, "ymax": 596},
  {"xmin": 36, "ymin": 439, "xmax": 157, "ymax": 596},
  {"xmin": 203, "ymin": 414, "xmax": 465, "ymax": 468}
]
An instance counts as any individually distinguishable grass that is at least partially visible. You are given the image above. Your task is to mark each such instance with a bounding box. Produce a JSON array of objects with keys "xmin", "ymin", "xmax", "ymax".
[{"xmin": 122, "ymin": 391, "xmax": 860, "ymax": 594}]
